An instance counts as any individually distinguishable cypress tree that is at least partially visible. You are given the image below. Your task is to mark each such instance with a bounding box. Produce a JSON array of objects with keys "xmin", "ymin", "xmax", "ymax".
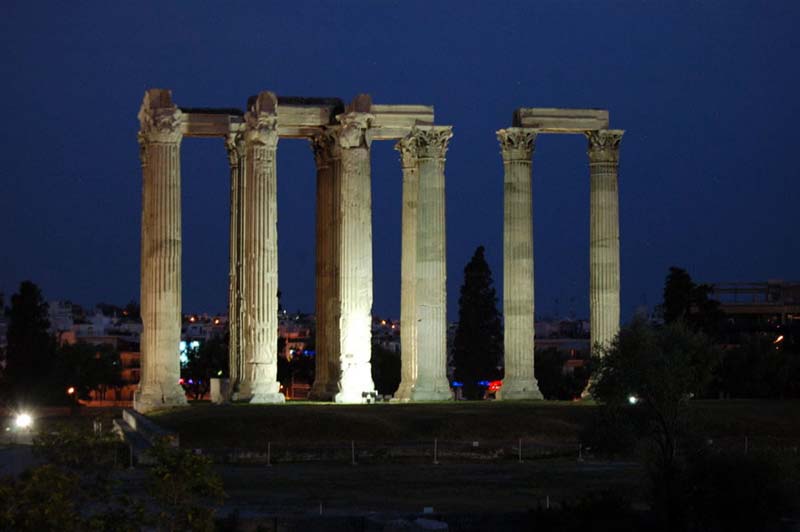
[
  {"xmin": 452, "ymin": 246, "xmax": 503, "ymax": 399},
  {"xmin": 4, "ymin": 280, "xmax": 56, "ymax": 402}
]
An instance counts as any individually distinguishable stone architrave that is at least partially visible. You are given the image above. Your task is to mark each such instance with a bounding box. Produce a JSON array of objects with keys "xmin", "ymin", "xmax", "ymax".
[
  {"xmin": 225, "ymin": 132, "xmax": 246, "ymax": 400},
  {"xmin": 496, "ymin": 128, "xmax": 543, "ymax": 400},
  {"xmin": 134, "ymin": 89, "xmax": 188, "ymax": 413},
  {"xmin": 393, "ymin": 134, "xmax": 420, "ymax": 401},
  {"xmin": 309, "ymin": 129, "xmax": 342, "ymax": 401},
  {"xmin": 586, "ymin": 129, "xmax": 624, "ymax": 354},
  {"xmin": 334, "ymin": 107, "xmax": 377, "ymax": 403},
  {"xmin": 411, "ymin": 126, "xmax": 453, "ymax": 402},
  {"xmin": 242, "ymin": 92, "xmax": 285, "ymax": 403}
]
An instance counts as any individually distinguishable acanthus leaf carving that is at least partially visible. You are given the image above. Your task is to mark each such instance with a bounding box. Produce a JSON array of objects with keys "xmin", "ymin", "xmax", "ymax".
[
  {"xmin": 310, "ymin": 128, "xmax": 339, "ymax": 167},
  {"xmin": 336, "ymin": 112, "xmax": 373, "ymax": 149},
  {"xmin": 137, "ymin": 89, "xmax": 183, "ymax": 144},
  {"xmin": 395, "ymin": 135, "xmax": 419, "ymax": 168},
  {"xmin": 497, "ymin": 128, "xmax": 537, "ymax": 161},
  {"xmin": 586, "ymin": 129, "xmax": 624, "ymax": 164},
  {"xmin": 412, "ymin": 126, "xmax": 453, "ymax": 159}
]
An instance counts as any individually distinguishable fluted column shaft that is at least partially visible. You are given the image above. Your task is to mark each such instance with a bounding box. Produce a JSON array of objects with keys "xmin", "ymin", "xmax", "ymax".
[
  {"xmin": 225, "ymin": 132, "xmax": 246, "ymax": 399},
  {"xmin": 242, "ymin": 93, "xmax": 285, "ymax": 403},
  {"xmin": 335, "ymin": 113, "xmax": 376, "ymax": 403},
  {"xmin": 134, "ymin": 89, "xmax": 188, "ymax": 412},
  {"xmin": 411, "ymin": 126, "xmax": 453, "ymax": 401},
  {"xmin": 587, "ymin": 129, "xmax": 624, "ymax": 354},
  {"xmin": 309, "ymin": 130, "xmax": 341, "ymax": 400},
  {"xmin": 496, "ymin": 128, "xmax": 542, "ymax": 400},
  {"xmin": 393, "ymin": 135, "xmax": 419, "ymax": 401}
]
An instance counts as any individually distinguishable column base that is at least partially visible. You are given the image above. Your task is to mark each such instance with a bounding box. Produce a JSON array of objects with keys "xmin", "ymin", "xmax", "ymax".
[
  {"xmin": 133, "ymin": 383, "xmax": 188, "ymax": 413},
  {"xmin": 496, "ymin": 378, "xmax": 543, "ymax": 400},
  {"xmin": 335, "ymin": 388, "xmax": 378, "ymax": 404},
  {"xmin": 249, "ymin": 380, "xmax": 285, "ymax": 404},
  {"xmin": 392, "ymin": 380, "xmax": 415, "ymax": 402},
  {"xmin": 411, "ymin": 380, "xmax": 452, "ymax": 402},
  {"xmin": 308, "ymin": 381, "xmax": 339, "ymax": 401},
  {"xmin": 250, "ymin": 392, "xmax": 286, "ymax": 404},
  {"xmin": 230, "ymin": 381, "xmax": 253, "ymax": 402}
]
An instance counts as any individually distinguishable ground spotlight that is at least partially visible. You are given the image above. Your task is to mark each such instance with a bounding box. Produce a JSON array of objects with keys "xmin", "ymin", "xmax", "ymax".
[
  {"xmin": 15, "ymin": 413, "xmax": 33, "ymax": 429},
  {"xmin": 628, "ymin": 395, "xmax": 638, "ymax": 405}
]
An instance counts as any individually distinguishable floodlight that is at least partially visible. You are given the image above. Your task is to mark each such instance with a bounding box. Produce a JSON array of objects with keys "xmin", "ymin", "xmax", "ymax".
[{"xmin": 15, "ymin": 413, "xmax": 33, "ymax": 429}]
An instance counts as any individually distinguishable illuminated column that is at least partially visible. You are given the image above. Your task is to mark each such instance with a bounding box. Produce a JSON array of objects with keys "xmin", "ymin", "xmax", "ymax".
[
  {"xmin": 309, "ymin": 129, "xmax": 341, "ymax": 401},
  {"xmin": 393, "ymin": 134, "xmax": 419, "ymax": 401},
  {"xmin": 334, "ymin": 109, "xmax": 376, "ymax": 403},
  {"xmin": 586, "ymin": 129, "xmax": 624, "ymax": 354},
  {"xmin": 411, "ymin": 126, "xmax": 453, "ymax": 401},
  {"xmin": 242, "ymin": 92, "xmax": 284, "ymax": 403},
  {"xmin": 225, "ymin": 132, "xmax": 246, "ymax": 400},
  {"xmin": 496, "ymin": 128, "xmax": 542, "ymax": 400},
  {"xmin": 134, "ymin": 89, "xmax": 188, "ymax": 413}
]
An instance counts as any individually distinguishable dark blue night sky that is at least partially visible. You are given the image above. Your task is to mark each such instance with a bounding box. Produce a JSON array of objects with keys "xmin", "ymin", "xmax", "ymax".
[{"xmin": 1, "ymin": 2, "xmax": 797, "ymax": 321}]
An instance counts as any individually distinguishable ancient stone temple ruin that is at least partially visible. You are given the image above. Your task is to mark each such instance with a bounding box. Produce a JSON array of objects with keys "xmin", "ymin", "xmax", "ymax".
[
  {"xmin": 135, "ymin": 89, "xmax": 622, "ymax": 412},
  {"xmin": 496, "ymin": 109, "xmax": 623, "ymax": 399},
  {"xmin": 135, "ymin": 89, "xmax": 452, "ymax": 412}
]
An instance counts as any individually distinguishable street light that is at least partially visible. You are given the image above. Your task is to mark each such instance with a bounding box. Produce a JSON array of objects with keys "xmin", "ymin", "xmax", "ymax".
[{"xmin": 628, "ymin": 395, "xmax": 639, "ymax": 405}]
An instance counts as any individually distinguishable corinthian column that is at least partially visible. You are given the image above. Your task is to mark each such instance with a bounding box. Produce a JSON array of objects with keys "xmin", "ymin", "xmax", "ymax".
[
  {"xmin": 393, "ymin": 134, "xmax": 419, "ymax": 401},
  {"xmin": 586, "ymin": 129, "xmax": 624, "ymax": 354},
  {"xmin": 411, "ymin": 126, "xmax": 453, "ymax": 402},
  {"xmin": 242, "ymin": 92, "xmax": 284, "ymax": 403},
  {"xmin": 334, "ymin": 108, "xmax": 376, "ymax": 403},
  {"xmin": 309, "ymin": 129, "xmax": 341, "ymax": 401},
  {"xmin": 134, "ymin": 89, "xmax": 188, "ymax": 413},
  {"xmin": 225, "ymin": 132, "xmax": 246, "ymax": 400},
  {"xmin": 496, "ymin": 128, "xmax": 542, "ymax": 400}
]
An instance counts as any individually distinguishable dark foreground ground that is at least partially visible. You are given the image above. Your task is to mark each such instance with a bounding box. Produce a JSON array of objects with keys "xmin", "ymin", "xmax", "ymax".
[{"xmin": 2, "ymin": 400, "xmax": 799, "ymax": 530}]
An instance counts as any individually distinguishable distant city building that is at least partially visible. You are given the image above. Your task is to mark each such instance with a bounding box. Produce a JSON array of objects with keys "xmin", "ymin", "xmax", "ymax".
[
  {"xmin": 279, "ymin": 311, "xmax": 314, "ymax": 359},
  {"xmin": 372, "ymin": 316, "xmax": 400, "ymax": 354},
  {"xmin": 709, "ymin": 280, "xmax": 800, "ymax": 343},
  {"xmin": 710, "ymin": 280, "xmax": 800, "ymax": 326}
]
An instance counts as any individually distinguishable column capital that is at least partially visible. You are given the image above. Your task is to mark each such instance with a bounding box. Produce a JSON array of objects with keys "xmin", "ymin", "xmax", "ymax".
[
  {"xmin": 137, "ymin": 89, "xmax": 183, "ymax": 144},
  {"xmin": 310, "ymin": 128, "xmax": 340, "ymax": 167},
  {"xmin": 244, "ymin": 91, "xmax": 279, "ymax": 148},
  {"xmin": 586, "ymin": 129, "xmax": 624, "ymax": 164},
  {"xmin": 336, "ymin": 112, "xmax": 374, "ymax": 149},
  {"xmin": 395, "ymin": 134, "xmax": 419, "ymax": 169},
  {"xmin": 224, "ymin": 132, "xmax": 244, "ymax": 169},
  {"xmin": 497, "ymin": 127, "xmax": 537, "ymax": 162},
  {"xmin": 410, "ymin": 125, "xmax": 453, "ymax": 159}
]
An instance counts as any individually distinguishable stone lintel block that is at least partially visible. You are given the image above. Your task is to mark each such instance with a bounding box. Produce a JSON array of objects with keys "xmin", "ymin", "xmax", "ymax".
[
  {"xmin": 371, "ymin": 104, "xmax": 435, "ymax": 129},
  {"xmin": 177, "ymin": 99, "xmax": 436, "ymax": 140},
  {"xmin": 514, "ymin": 108, "xmax": 609, "ymax": 132}
]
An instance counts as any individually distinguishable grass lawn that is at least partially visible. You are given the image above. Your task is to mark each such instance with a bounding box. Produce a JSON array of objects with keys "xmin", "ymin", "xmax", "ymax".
[{"xmin": 150, "ymin": 399, "xmax": 800, "ymax": 450}]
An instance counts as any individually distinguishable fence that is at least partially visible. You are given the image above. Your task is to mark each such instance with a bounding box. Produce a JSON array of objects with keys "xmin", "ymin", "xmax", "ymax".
[{"xmin": 190, "ymin": 438, "xmax": 586, "ymax": 465}]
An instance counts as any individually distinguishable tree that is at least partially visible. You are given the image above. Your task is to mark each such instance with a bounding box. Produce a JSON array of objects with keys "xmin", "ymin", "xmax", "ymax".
[
  {"xmin": 55, "ymin": 342, "xmax": 123, "ymax": 401},
  {"xmin": 715, "ymin": 335, "xmax": 800, "ymax": 399},
  {"xmin": 371, "ymin": 344, "xmax": 401, "ymax": 396},
  {"xmin": 591, "ymin": 319, "xmax": 719, "ymax": 527},
  {"xmin": 452, "ymin": 246, "xmax": 503, "ymax": 399},
  {"xmin": 3, "ymin": 281, "xmax": 57, "ymax": 403},
  {"xmin": 662, "ymin": 267, "xmax": 723, "ymax": 338},
  {"xmin": 146, "ymin": 439, "xmax": 225, "ymax": 532},
  {"xmin": 534, "ymin": 347, "xmax": 591, "ymax": 400},
  {"xmin": 182, "ymin": 337, "xmax": 228, "ymax": 400}
]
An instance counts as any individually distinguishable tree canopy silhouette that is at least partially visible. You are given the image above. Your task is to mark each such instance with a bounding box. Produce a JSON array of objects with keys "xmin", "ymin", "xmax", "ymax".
[{"xmin": 452, "ymin": 246, "xmax": 503, "ymax": 399}]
